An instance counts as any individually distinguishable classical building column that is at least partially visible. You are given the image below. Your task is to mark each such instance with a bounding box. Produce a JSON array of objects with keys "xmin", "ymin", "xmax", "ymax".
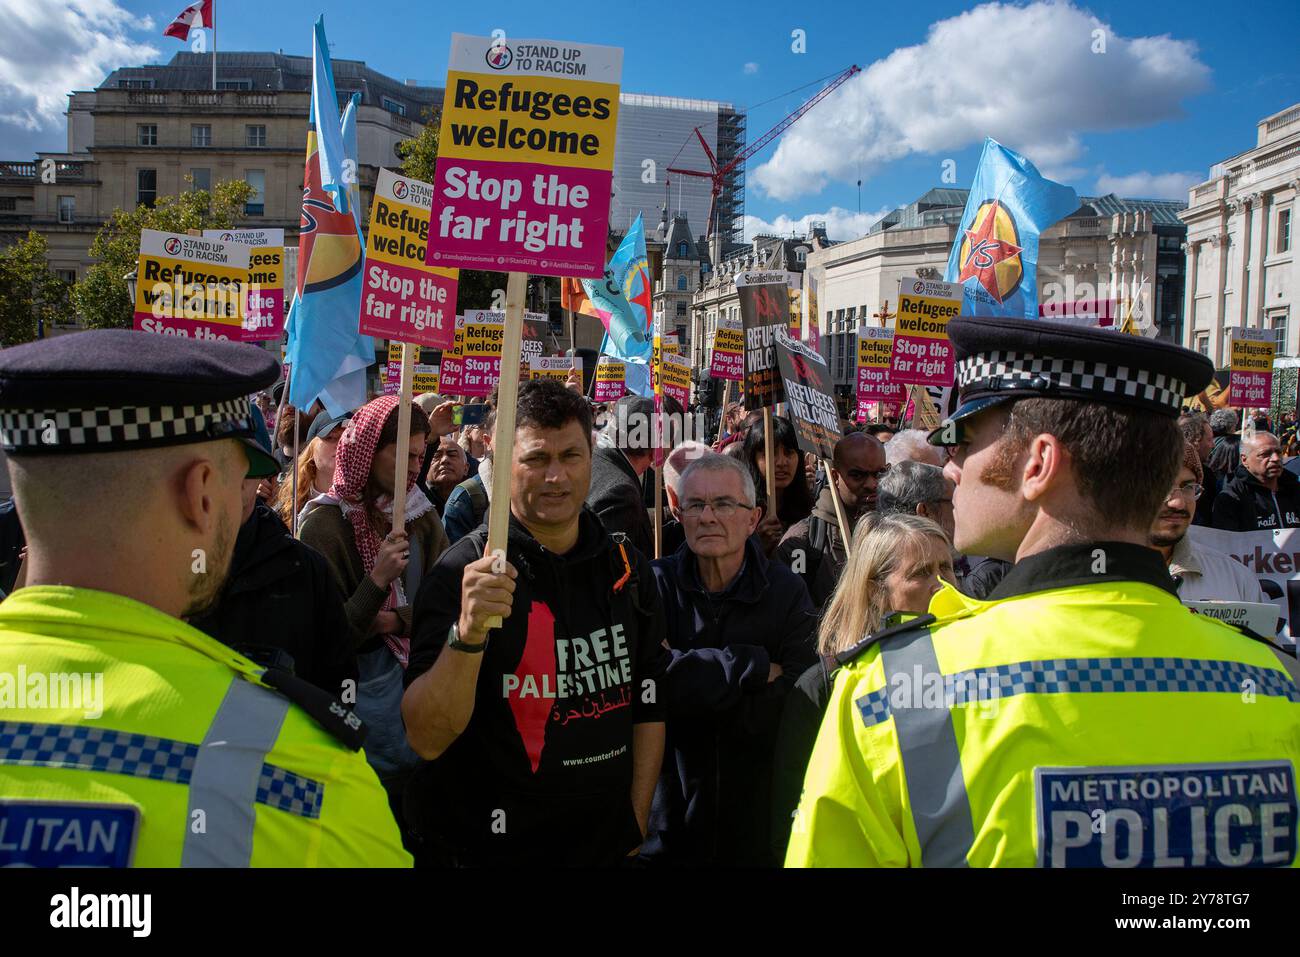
[
  {"xmin": 1183, "ymin": 240, "xmax": 1199, "ymax": 350},
  {"xmin": 1238, "ymin": 193, "xmax": 1260, "ymax": 328},
  {"xmin": 1250, "ymin": 191, "xmax": 1272, "ymax": 334},
  {"xmin": 1213, "ymin": 202, "xmax": 1233, "ymax": 365}
]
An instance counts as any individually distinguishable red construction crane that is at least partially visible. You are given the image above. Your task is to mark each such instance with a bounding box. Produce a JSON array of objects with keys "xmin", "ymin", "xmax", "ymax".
[{"xmin": 668, "ymin": 64, "xmax": 861, "ymax": 242}]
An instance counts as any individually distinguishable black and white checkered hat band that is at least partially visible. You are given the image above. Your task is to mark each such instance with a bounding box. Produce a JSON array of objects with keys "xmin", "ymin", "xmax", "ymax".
[
  {"xmin": 956, "ymin": 351, "xmax": 1185, "ymax": 413},
  {"xmin": 0, "ymin": 398, "xmax": 253, "ymax": 452}
]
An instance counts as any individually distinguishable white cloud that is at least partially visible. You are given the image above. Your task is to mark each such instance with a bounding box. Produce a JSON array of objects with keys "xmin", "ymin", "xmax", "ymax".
[
  {"xmin": 1095, "ymin": 169, "xmax": 1200, "ymax": 200},
  {"xmin": 743, "ymin": 206, "xmax": 894, "ymax": 242},
  {"xmin": 0, "ymin": 0, "xmax": 158, "ymax": 133},
  {"xmin": 743, "ymin": 62, "xmax": 759, "ymax": 75},
  {"xmin": 751, "ymin": 1, "xmax": 1210, "ymax": 201}
]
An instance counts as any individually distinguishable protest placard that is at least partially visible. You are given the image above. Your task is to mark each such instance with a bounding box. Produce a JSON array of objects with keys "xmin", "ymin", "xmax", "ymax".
[
  {"xmin": 530, "ymin": 355, "xmax": 582, "ymax": 383},
  {"xmin": 201, "ymin": 228, "xmax": 284, "ymax": 341},
  {"xmin": 857, "ymin": 327, "xmax": 906, "ymax": 404},
  {"xmin": 710, "ymin": 319, "xmax": 744, "ymax": 381},
  {"xmin": 1229, "ymin": 327, "xmax": 1274, "ymax": 408},
  {"xmin": 360, "ymin": 169, "xmax": 459, "ymax": 349},
  {"xmin": 424, "ymin": 34, "xmax": 622, "ymax": 278},
  {"xmin": 594, "ymin": 357, "xmax": 626, "ymax": 402},
  {"xmin": 738, "ymin": 270, "xmax": 793, "ymax": 409},
  {"xmin": 890, "ymin": 276, "xmax": 962, "ymax": 387},
  {"xmin": 775, "ymin": 329, "xmax": 840, "ymax": 461},
  {"xmin": 1188, "ymin": 525, "xmax": 1300, "ymax": 644},
  {"xmin": 660, "ymin": 352, "xmax": 691, "ymax": 409},
  {"xmin": 134, "ymin": 230, "xmax": 249, "ymax": 340}
]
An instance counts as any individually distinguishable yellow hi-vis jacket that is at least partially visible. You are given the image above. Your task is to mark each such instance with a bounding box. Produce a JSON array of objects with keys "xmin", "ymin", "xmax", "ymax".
[
  {"xmin": 786, "ymin": 543, "xmax": 1300, "ymax": 868},
  {"xmin": 0, "ymin": 586, "xmax": 411, "ymax": 867}
]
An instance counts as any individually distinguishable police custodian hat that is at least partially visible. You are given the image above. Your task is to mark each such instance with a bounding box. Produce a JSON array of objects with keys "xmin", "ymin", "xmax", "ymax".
[
  {"xmin": 0, "ymin": 329, "xmax": 280, "ymax": 475},
  {"xmin": 929, "ymin": 316, "xmax": 1215, "ymax": 445}
]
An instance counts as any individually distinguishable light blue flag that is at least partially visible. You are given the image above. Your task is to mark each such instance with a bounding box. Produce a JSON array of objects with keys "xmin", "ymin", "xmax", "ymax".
[
  {"xmin": 581, "ymin": 214, "xmax": 653, "ymax": 395},
  {"xmin": 285, "ymin": 16, "xmax": 373, "ymax": 416},
  {"xmin": 340, "ymin": 92, "xmax": 362, "ymax": 235},
  {"xmin": 944, "ymin": 138, "xmax": 1079, "ymax": 319}
]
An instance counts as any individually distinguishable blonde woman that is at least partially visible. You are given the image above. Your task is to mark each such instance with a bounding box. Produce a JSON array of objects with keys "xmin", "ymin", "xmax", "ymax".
[{"xmin": 771, "ymin": 511, "xmax": 954, "ymax": 859}]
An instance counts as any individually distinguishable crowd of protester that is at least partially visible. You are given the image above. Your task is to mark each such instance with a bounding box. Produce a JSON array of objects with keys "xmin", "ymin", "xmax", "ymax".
[{"xmin": 2, "ymin": 367, "xmax": 1293, "ymax": 868}]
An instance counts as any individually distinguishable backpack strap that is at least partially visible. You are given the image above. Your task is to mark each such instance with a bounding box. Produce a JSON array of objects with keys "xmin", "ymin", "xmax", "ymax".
[{"xmin": 465, "ymin": 477, "xmax": 489, "ymax": 523}]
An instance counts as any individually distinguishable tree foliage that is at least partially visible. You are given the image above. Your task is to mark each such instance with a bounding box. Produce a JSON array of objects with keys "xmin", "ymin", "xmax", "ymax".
[
  {"xmin": 0, "ymin": 231, "xmax": 69, "ymax": 346},
  {"xmin": 72, "ymin": 179, "xmax": 256, "ymax": 330}
]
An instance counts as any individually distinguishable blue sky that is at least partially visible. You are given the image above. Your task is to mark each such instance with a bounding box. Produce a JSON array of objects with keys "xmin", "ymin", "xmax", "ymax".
[{"xmin": 2, "ymin": 0, "xmax": 1297, "ymax": 240}]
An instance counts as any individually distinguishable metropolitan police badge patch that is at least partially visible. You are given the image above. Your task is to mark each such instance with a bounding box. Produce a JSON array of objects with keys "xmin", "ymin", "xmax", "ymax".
[{"xmin": 1035, "ymin": 762, "xmax": 1297, "ymax": 868}]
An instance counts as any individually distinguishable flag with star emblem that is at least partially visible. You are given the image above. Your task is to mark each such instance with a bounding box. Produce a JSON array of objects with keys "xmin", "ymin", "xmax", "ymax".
[
  {"xmin": 582, "ymin": 213, "xmax": 653, "ymax": 395},
  {"xmin": 945, "ymin": 138, "xmax": 1078, "ymax": 319}
]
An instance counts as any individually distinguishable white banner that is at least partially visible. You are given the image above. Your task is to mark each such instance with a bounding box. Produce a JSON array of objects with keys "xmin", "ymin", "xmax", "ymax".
[{"xmin": 1187, "ymin": 525, "xmax": 1300, "ymax": 645}]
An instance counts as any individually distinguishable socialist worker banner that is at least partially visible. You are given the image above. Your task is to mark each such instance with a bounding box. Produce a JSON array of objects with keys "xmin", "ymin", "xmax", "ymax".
[
  {"xmin": 360, "ymin": 168, "xmax": 459, "ymax": 349},
  {"xmin": 201, "ymin": 228, "xmax": 285, "ymax": 341},
  {"xmin": 1188, "ymin": 525, "xmax": 1299, "ymax": 645},
  {"xmin": 738, "ymin": 270, "xmax": 794, "ymax": 409},
  {"xmin": 134, "ymin": 230, "xmax": 249, "ymax": 341},
  {"xmin": 774, "ymin": 328, "xmax": 839, "ymax": 461},
  {"xmin": 425, "ymin": 35, "xmax": 622, "ymax": 278}
]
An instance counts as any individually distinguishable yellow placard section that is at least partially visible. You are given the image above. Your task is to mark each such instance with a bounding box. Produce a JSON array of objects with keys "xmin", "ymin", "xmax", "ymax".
[
  {"xmin": 439, "ymin": 71, "xmax": 620, "ymax": 172},
  {"xmin": 895, "ymin": 290, "xmax": 961, "ymax": 340},
  {"xmin": 661, "ymin": 356, "xmax": 691, "ymax": 393},
  {"xmin": 1231, "ymin": 337, "xmax": 1275, "ymax": 372},
  {"xmin": 596, "ymin": 360, "xmax": 625, "ymax": 381},
  {"xmin": 713, "ymin": 326, "xmax": 744, "ymax": 353},
  {"xmin": 367, "ymin": 194, "xmax": 457, "ymax": 279},
  {"xmin": 135, "ymin": 254, "xmax": 246, "ymax": 326},
  {"xmin": 463, "ymin": 321, "xmax": 505, "ymax": 357},
  {"xmin": 858, "ymin": 335, "xmax": 892, "ymax": 368},
  {"xmin": 413, "ymin": 365, "xmax": 440, "ymax": 393}
]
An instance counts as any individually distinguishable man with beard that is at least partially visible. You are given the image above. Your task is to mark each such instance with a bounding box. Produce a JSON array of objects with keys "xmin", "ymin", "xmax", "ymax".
[
  {"xmin": 776, "ymin": 431, "xmax": 886, "ymax": 609},
  {"xmin": 0, "ymin": 331, "xmax": 409, "ymax": 867},
  {"xmin": 1151, "ymin": 442, "xmax": 1267, "ymax": 603}
]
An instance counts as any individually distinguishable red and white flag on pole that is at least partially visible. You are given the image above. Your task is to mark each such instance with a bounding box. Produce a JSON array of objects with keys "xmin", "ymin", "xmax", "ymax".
[{"xmin": 163, "ymin": 0, "xmax": 213, "ymax": 39}]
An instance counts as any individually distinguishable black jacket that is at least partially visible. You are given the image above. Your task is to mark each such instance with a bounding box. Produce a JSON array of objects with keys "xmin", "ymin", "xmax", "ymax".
[
  {"xmin": 774, "ymin": 486, "xmax": 848, "ymax": 609},
  {"xmin": 190, "ymin": 502, "xmax": 354, "ymax": 695},
  {"xmin": 404, "ymin": 507, "xmax": 670, "ymax": 866},
  {"xmin": 644, "ymin": 537, "xmax": 818, "ymax": 866},
  {"xmin": 1210, "ymin": 464, "xmax": 1300, "ymax": 531},
  {"xmin": 587, "ymin": 444, "xmax": 653, "ymax": 558}
]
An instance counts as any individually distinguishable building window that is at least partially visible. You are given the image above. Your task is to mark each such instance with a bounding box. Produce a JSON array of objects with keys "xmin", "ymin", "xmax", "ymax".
[
  {"xmin": 119, "ymin": 78, "xmax": 155, "ymax": 89},
  {"xmin": 678, "ymin": 241, "xmax": 689, "ymax": 258},
  {"xmin": 1273, "ymin": 311, "xmax": 1290, "ymax": 357},
  {"xmin": 1279, "ymin": 209, "xmax": 1292, "ymax": 254},
  {"xmin": 191, "ymin": 124, "xmax": 212, "ymax": 148},
  {"xmin": 677, "ymin": 275, "xmax": 688, "ymax": 291},
  {"xmin": 189, "ymin": 168, "xmax": 211, "ymax": 192},
  {"xmin": 0, "ymin": 197, "xmax": 16, "ymax": 211},
  {"xmin": 676, "ymin": 302, "xmax": 687, "ymax": 317},
  {"xmin": 216, "ymin": 78, "xmax": 252, "ymax": 91},
  {"xmin": 244, "ymin": 169, "xmax": 265, "ymax": 216},
  {"xmin": 246, "ymin": 125, "xmax": 267, "ymax": 148},
  {"xmin": 57, "ymin": 195, "xmax": 74, "ymax": 224},
  {"xmin": 382, "ymin": 97, "xmax": 407, "ymax": 117},
  {"xmin": 137, "ymin": 124, "xmax": 157, "ymax": 147},
  {"xmin": 56, "ymin": 269, "xmax": 77, "ymax": 285},
  {"xmin": 137, "ymin": 169, "xmax": 157, "ymax": 208}
]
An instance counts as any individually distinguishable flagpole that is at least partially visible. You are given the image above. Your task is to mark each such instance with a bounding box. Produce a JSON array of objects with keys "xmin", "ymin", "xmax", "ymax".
[{"xmin": 211, "ymin": 16, "xmax": 217, "ymax": 92}]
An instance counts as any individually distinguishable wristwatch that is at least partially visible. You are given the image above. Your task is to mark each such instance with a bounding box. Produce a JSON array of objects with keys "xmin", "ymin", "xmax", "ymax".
[{"xmin": 447, "ymin": 621, "xmax": 488, "ymax": 654}]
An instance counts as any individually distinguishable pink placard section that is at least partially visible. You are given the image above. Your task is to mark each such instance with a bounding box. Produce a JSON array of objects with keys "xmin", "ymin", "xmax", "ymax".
[
  {"xmin": 243, "ymin": 287, "xmax": 286, "ymax": 341},
  {"xmin": 1231, "ymin": 369, "xmax": 1272, "ymax": 406},
  {"xmin": 857, "ymin": 364, "xmax": 906, "ymax": 403},
  {"xmin": 359, "ymin": 259, "xmax": 457, "ymax": 350},
  {"xmin": 888, "ymin": 334, "xmax": 954, "ymax": 387},
  {"xmin": 710, "ymin": 349, "xmax": 743, "ymax": 381},
  {"xmin": 426, "ymin": 159, "xmax": 611, "ymax": 279},
  {"xmin": 133, "ymin": 312, "xmax": 242, "ymax": 342}
]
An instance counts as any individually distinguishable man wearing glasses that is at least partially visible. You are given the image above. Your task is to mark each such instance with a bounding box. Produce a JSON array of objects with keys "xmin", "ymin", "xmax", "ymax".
[
  {"xmin": 777, "ymin": 431, "xmax": 888, "ymax": 609},
  {"xmin": 1212, "ymin": 430, "xmax": 1300, "ymax": 531},
  {"xmin": 644, "ymin": 452, "xmax": 817, "ymax": 866},
  {"xmin": 1151, "ymin": 443, "xmax": 1268, "ymax": 603}
]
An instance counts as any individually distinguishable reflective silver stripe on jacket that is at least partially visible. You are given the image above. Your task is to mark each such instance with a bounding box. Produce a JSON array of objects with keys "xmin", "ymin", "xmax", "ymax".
[
  {"xmin": 181, "ymin": 677, "xmax": 291, "ymax": 867},
  {"xmin": 878, "ymin": 625, "xmax": 975, "ymax": 868}
]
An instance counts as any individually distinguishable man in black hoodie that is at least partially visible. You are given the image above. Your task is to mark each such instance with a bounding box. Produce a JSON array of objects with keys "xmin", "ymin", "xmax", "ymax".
[
  {"xmin": 645, "ymin": 452, "xmax": 817, "ymax": 867},
  {"xmin": 586, "ymin": 394, "xmax": 655, "ymax": 557},
  {"xmin": 1211, "ymin": 430, "xmax": 1300, "ymax": 531},
  {"xmin": 403, "ymin": 380, "xmax": 669, "ymax": 867}
]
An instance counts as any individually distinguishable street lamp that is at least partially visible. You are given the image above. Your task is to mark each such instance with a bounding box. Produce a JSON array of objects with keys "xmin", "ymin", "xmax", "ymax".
[{"xmin": 123, "ymin": 269, "xmax": 137, "ymax": 305}]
